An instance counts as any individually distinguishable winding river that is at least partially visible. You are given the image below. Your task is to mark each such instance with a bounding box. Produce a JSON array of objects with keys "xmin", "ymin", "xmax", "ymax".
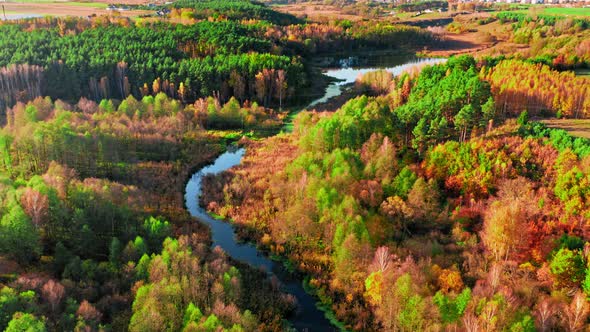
[{"xmin": 185, "ymin": 55, "xmax": 446, "ymax": 331}]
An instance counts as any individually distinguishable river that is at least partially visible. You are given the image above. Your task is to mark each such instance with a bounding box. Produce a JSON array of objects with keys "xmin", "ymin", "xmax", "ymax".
[
  {"xmin": 185, "ymin": 55, "xmax": 446, "ymax": 331},
  {"xmin": 309, "ymin": 55, "xmax": 446, "ymax": 108}
]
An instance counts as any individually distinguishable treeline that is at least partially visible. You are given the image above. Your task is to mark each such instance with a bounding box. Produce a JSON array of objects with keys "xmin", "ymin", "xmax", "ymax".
[
  {"xmin": 0, "ymin": 20, "xmax": 303, "ymax": 106},
  {"xmin": 267, "ymin": 21, "xmax": 438, "ymax": 55},
  {"xmin": 0, "ymin": 94, "xmax": 284, "ymax": 177},
  {"xmin": 496, "ymin": 11, "xmax": 590, "ymax": 29},
  {"xmin": 0, "ymin": 15, "xmax": 440, "ymax": 110},
  {"xmin": 482, "ymin": 59, "xmax": 590, "ymax": 118},
  {"xmin": 0, "ymin": 96, "xmax": 200, "ymax": 178},
  {"xmin": 202, "ymin": 56, "xmax": 590, "ymax": 330},
  {"xmin": 397, "ymin": 0, "xmax": 447, "ymax": 13},
  {"xmin": 519, "ymin": 118, "xmax": 590, "ymax": 158},
  {"xmin": 0, "ymin": 64, "xmax": 44, "ymax": 113},
  {"xmin": 490, "ymin": 12, "xmax": 590, "ymax": 65},
  {"xmin": 171, "ymin": 0, "xmax": 301, "ymax": 25}
]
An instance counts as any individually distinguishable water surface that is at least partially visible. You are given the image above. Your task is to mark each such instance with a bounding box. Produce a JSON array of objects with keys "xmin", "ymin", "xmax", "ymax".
[
  {"xmin": 1, "ymin": 14, "xmax": 43, "ymax": 20},
  {"xmin": 186, "ymin": 54, "xmax": 448, "ymax": 330},
  {"xmin": 185, "ymin": 148, "xmax": 337, "ymax": 332},
  {"xmin": 309, "ymin": 56, "xmax": 446, "ymax": 108}
]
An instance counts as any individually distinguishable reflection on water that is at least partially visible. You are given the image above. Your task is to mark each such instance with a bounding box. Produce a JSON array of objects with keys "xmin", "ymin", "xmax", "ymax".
[
  {"xmin": 186, "ymin": 54, "xmax": 448, "ymax": 330},
  {"xmin": 185, "ymin": 148, "xmax": 337, "ymax": 332},
  {"xmin": 1, "ymin": 14, "xmax": 43, "ymax": 20},
  {"xmin": 308, "ymin": 56, "xmax": 446, "ymax": 108}
]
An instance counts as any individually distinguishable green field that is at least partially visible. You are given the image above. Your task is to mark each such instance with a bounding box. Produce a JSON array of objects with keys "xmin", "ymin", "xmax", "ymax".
[
  {"xmin": 62, "ymin": 2, "xmax": 108, "ymax": 8},
  {"xmin": 543, "ymin": 7, "xmax": 590, "ymax": 16},
  {"xmin": 509, "ymin": 6, "xmax": 590, "ymax": 17}
]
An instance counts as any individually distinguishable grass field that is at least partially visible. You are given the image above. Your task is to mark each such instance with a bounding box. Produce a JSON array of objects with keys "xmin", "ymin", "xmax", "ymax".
[
  {"xmin": 543, "ymin": 7, "xmax": 590, "ymax": 17},
  {"xmin": 4, "ymin": 0, "xmax": 55, "ymax": 2},
  {"xmin": 7, "ymin": 1, "xmax": 107, "ymax": 7},
  {"xmin": 542, "ymin": 119, "xmax": 590, "ymax": 139},
  {"xmin": 67, "ymin": 2, "xmax": 108, "ymax": 8},
  {"xmin": 1, "ymin": 1, "xmax": 147, "ymax": 17},
  {"xmin": 510, "ymin": 6, "xmax": 590, "ymax": 17}
]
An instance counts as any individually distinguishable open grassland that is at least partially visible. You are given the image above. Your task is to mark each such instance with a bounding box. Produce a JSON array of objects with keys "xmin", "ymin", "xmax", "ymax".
[
  {"xmin": 510, "ymin": 6, "xmax": 590, "ymax": 17},
  {"xmin": 273, "ymin": 3, "xmax": 367, "ymax": 21},
  {"xmin": 61, "ymin": 2, "xmax": 108, "ymax": 8},
  {"xmin": 542, "ymin": 119, "xmax": 590, "ymax": 139},
  {"xmin": 4, "ymin": 0, "xmax": 105, "ymax": 5},
  {"xmin": 542, "ymin": 7, "xmax": 590, "ymax": 17},
  {"xmin": 4, "ymin": 0, "xmax": 146, "ymax": 3},
  {"xmin": 1, "ymin": 2, "xmax": 148, "ymax": 17}
]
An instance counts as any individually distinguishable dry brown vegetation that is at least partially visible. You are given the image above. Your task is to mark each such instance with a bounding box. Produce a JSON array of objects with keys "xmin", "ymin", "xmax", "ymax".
[
  {"xmin": 201, "ymin": 134, "xmax": 300, "ymax": 239},
  {"xmin": 542, "ymin": 119, "xmax": 590, "ymax": 139},
  {"xmin": 2, "ymin": 3, "xmax": 149, "ymax": 18},
  {"xmin": 274, "ymin": 3, "xmax": 369, "ymax": 21}
]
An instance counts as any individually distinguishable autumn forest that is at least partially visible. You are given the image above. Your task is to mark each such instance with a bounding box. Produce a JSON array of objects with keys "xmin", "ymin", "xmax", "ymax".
[{"xmin": 0, "ymin": 0, "xmax": 589, "ymax": 331}]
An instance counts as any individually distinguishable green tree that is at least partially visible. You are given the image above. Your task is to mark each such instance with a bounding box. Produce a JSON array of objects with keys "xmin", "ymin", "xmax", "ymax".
[
  {"xmin": 394, "ymin": 274, "xmax": 425, "ymax": 331},
  {"xmin": 391, "ymin": 167, "xmax": 417, "ymax": 199},
  {"xmin": 0, "ymin": 205, "xmax": 41, "ymax": 263},
  {"xmin": 0, "ymin": 288, "xmax": 37, "ymax": 331},
  {"xmin": 433, "ymin": 288, "xmax": 471, "ymax": 324},
  {"xmin": 550, "ymin": 248, "xmax": 585, "ymax": 288},
  {"xmin": 143, "ymin": 217, "xmax": 172, "ymax": 251},
  {"xmin": 109, "ymin": 237, "xmax": 122, "ymax": 267},
  {"xmin": 5, "ymin": 313, "xmax": 46, "ymax": 332}
]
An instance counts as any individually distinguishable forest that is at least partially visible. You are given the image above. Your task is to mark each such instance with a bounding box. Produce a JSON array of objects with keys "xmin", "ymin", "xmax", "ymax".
[
  {"xmin": 202, "ymin": 56, "xmax": 590, "ymax": 331},
  {"xmin": 0, "ymin": 91, "xmax": 300, "ymax": 330},
  {"xmin": 1, "ymin": 0, "xmax": 590, "ymax": 331},
  {"xmin": 0, "ymin": 18, "xmax": 303, "ymax": 108},
  {"xmin": 0, "ymin": 13, "xmax": 437, "ymax": 112}
]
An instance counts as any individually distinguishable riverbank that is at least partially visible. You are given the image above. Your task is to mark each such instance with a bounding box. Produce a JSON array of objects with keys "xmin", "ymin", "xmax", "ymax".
[{"xmin": 185, "ymin": 146, "xmax": 340, "ymax": 331}]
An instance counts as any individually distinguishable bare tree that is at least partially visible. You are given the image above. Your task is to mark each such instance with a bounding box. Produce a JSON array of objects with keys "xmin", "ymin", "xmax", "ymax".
[
  {"xmin": 560, "ymin": 292, "xmax": 589, "ymax": 332},
  {"xmin": 534, "ymin": 297, "xmax": 557, "ymax": 332},
  {"xmin": 115, "ymin": 62, "xmax": 129, "ymax": 99},
  {"xmin": 370, "ymin": 246, "xmax": 395, "ymax": 273},
  {"xmin": 20, "ymin": 188, "xmax": 49, "ymax": 227},
  {"xmin": 42, "ymin": 279, "xmax": 65, "ymax": 314},
  {"xmin": 77, "ymin": 300, "xmax": 103, "ymax": 323},
  {"xmin": 274, "ymin": 69, "xmax": 287, "ymax": 111}
]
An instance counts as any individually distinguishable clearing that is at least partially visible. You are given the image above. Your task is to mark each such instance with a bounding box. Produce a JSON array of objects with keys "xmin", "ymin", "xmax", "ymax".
[
  {"xmin": 273, "ymin": 3, "xmax": 367, "ymax": 21},
  {"xmin": 1, "ymin": 1, "xmax": 149, "ymax": 18},
  {"xmin": 512, "ymin": 7, "xmax": 590, "ymax": 17},
  {"xmin": 541, "ymin": 119, "xmax": 590, "ymax": 139}
]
